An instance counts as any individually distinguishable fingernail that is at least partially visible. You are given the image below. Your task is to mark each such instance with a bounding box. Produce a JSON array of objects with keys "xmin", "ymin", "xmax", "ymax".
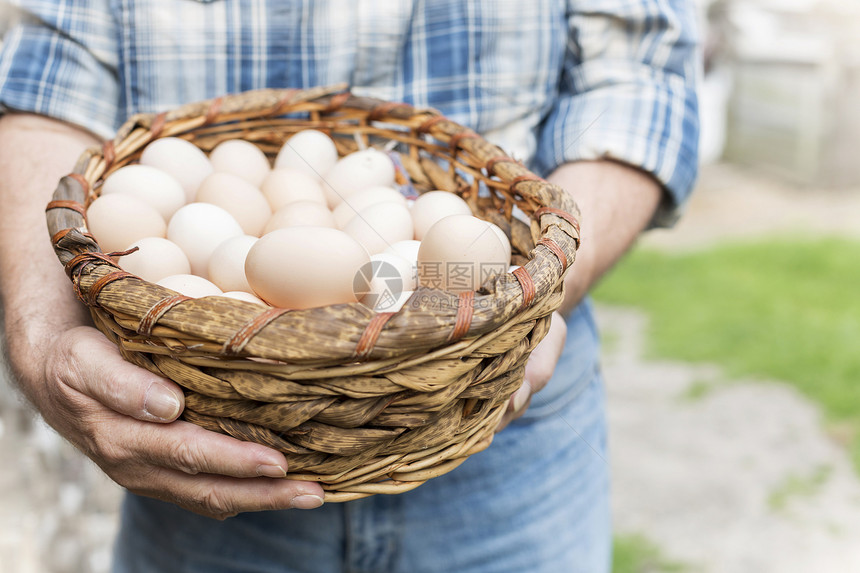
[
  {"xmin": 512, "ymin": 383, "xmax": 531, "ymax": 413},
  {"xmin": 290, "ymin": 495, "xmax": 324, "ymax": 510},
  {"xmin": 144, "ymin": 386, "xmax": 181, "ymax": 421},
  {"xmin": 257, "ymin": 464, "xmax": 287, "ymax": 478}
]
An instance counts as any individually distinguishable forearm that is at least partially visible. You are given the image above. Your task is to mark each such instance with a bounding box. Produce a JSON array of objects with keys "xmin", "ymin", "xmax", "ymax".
[
  {"xmin": 549, "ymin": 159, "xmax": 663, "ymax": 316},
  {"xmin": 0, "ymin": 113, "xmax": 98, "ymax": 403}
]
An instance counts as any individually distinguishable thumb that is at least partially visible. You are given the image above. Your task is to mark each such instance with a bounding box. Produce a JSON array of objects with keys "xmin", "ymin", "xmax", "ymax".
[{"xmin": 50, "ymin": 326, "xmax": 185, "ymax": 423}]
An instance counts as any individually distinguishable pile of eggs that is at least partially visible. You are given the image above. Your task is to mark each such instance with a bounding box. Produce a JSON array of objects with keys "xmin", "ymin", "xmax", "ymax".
[{"xmin": 88, "ymin": 130, "xmax": 512, "ymax": 312}]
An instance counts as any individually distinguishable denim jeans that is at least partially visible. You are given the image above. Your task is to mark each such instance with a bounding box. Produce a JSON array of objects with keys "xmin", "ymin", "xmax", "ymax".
[{"xmin": 113, "ymin": 301, "xmax": 610, "ymax": 573}]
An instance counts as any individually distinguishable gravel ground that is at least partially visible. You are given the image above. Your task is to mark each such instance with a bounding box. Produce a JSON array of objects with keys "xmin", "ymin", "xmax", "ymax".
[
  {"xmin": 599, "ymin": 305, "xmax": 860, "ymax": 573},
  {"xmin": 0, "ymin": 162, "xmax": 858, "ymax": 572}
]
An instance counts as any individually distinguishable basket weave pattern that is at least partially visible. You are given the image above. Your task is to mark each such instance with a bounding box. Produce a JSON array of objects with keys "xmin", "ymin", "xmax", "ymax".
[{"xmin": 46, "ymin": 85, "xmax": 581, "ymax": 502}]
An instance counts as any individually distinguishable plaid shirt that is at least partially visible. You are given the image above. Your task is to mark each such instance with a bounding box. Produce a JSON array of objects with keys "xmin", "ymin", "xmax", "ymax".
[{"xmin": 0, "ymin": 0, "xmax": 700, "ymax": 224}]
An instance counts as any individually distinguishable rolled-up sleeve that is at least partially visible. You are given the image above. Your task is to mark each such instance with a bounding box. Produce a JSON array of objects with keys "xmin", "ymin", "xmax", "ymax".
[
  {"xmin": 0, "ymin": 0, "xmax": 120, "ymax": 139},
  {"xmin": 534, "ymin": 0, "xmax": 700, "ymax": 227}
]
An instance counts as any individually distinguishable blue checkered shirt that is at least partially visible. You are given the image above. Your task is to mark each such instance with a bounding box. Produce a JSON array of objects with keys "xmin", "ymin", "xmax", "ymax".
[{"xmin": 0, "ymin": 0, "xmax": 699, "ymax": 224}]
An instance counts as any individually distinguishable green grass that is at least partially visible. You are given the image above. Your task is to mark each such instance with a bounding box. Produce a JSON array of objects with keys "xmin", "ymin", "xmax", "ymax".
[
  {"xmin": 613, "ymin": 534, "xmax": 689, "ymax": 573},
  {"xmin": 767, "ymin": 464, "xmax": 833, "ymax": 512},
  {"xmin": 593, "ymin": 237, "xmax": 860, "ymax": 468},
  {"xmin": 680, "ymin": 378, "xmax": 722, "ymax": 402}
]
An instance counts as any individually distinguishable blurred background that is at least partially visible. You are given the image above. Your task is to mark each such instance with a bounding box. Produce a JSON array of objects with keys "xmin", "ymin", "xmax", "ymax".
[{"xmin": 1, "ymin": 0, "xmax": 860, "ymax": 571}]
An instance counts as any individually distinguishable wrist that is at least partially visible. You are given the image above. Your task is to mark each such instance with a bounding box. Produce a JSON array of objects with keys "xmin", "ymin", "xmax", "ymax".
[
  {"xmin": 547, "ymin": 160, "xmax": 662, "ymax": 315},
  {"xmin": 2, "ymin": 290, "xmax": 91, "ymax": 407}
]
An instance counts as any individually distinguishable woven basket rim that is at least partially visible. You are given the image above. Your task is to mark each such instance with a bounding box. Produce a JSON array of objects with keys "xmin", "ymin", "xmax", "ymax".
[{"xmin": 46, "ymin": 84, "xmax": 581, "ymax": 366}]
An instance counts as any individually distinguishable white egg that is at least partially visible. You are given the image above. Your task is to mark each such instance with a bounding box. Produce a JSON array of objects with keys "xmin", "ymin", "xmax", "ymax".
[
  {"xmin": 274, "ymin": 130, "xmax": 339, "ymax": 180},
  {"xmin": 381, "ymin": 240, "xmax": 420, "ymax": 290},
  {"xmin": 100, "ymin": 164, "xmax": 186, "ymax": 220},
  {"xmin": 156, "ymin": 274, "xmax": 223, "ymax": 298},
  {"xmin": 209, "ymin": 139, "xmax": 271, "ymax": 187},
  {"xmin": 219, "ymin": 291, "xmax": 269, "ymax": 306},
  {"xmin": 260, "ymin": 168, "xmax": 327, "ymax": 211},
  {"xmin": 357, "ymin": 252, "xmax": 417, "ymax": 310},
  {"xmin": 196, "ymin": 172, "xmax": 272, "ymax": 236},
  {"xmin": 321, "ymin": 148, "xmax": 395, "ymax": 208},
  {"xmin": 333, "ymin": 186, "xmax": 407, "ymax": 229},
  {"xmin": 86, "ymin": 194, "xmax": 166, "ymax": 254},
  {"xmin": 116, "ymin": 237, "xmax": 191, "ymax": 283},
  {"xmin": 245, "ymin": 227, "xmax": 370, "ymax": 309},
  {"xmin": 167, "ymin": 203, "xmax": 244, "ymax": 278},
  {"xmin": 343, "ymin": 202, "xmax": 413, "ymax": 256},
  {"xmin": 382, "ymin": 239, "xmax": 421, "ymax": 263},
  {"xmin": 417, "ymin": 214, "xmax": 510, "ymax": 292},
  {"xmin": 487, "ymin": 222, "xmax": 512, "ymax": 265},
  {"xmin": 409, "ymin": 191, "xmax": 473, "ymax": 240},
  {"xmin": 140, "ymin": 137, "xmax": 213, "ymax": 203},
  {"xmin": 264, "ymin": 201, "xmax": 336, "ymax": 233},
  {"xmin": 208, "ymin": 235, "xmax": 258, "ymax": 294}
]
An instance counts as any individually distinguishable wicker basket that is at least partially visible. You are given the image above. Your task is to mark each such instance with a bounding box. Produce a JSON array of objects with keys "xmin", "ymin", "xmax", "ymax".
[{"xmin": 46, "ymin": 85, "xmax": 581, "ymax": 502}]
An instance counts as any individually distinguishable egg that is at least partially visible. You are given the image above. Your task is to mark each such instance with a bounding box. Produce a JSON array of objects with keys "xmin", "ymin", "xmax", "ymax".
[
  {"xmin": 260, "ymin": 168, "xmax": 327, "ymax": 211},
  {"xmin": 274, "ymin": 130, "xmax": 339, "ymax": 180},
  {"xmin": 245, "ymin": 227, "xmax": 370, "ymax": 309},
  {"xmin": 342, "ymin": 202, "xmax": 413, "ymax": 256},
  {"xmin": 382, "ymin": 240, "xmax": 420, "ymax": 289},
  {"xmin": 409, "ymin": 191, "xmax": 473, "ymax": 240},
  {"xmin": 354, "ymin": 252, "xmax": 417, "ymax": 312},
  {"xmin": 488, "ymin": 222, "xmax": 513, "ymax": 264},
  {"xmin": 417, "ymin": 214, "xmax": 510, "ymax": 292},
  {"xmin": 196, "ymin": 172, "xmax": 272, "ymax": 236},
  {"xmin": 373, "ymin": 252, "xmax": 417, "ymax": 292},
  {"xmin": 86, "ymin": 193, "xmax": 166, "ymax": 253},
  {"xmin": 167, "ymin": 203, "xmax": 244, "ymax": 278},
  {"xmin": 100, "ymin": 164, "xmax": 186, "ymax": 221},
  {"xmin": 209, "ymin": 139, "xmax": 271, "ymax": 187},
  {"xmin": 139, "ymin": 137, "xmax": 213, "ymax": 202},
  {"xmin": 333, "ymin": 186, "xmax": 407, "ymax": 229},
  {"xmin": 156, "ymin": 274, "xmax": 223, "ymax": 298},
  {"xmin": 382, "ymin": 239, "xmax": 421, "ymax": 263},
  {"xmin": 320, "ymin": 148, "xmax": 396, "ymax": 208},
  {"xmin": 263, "ymin": 201, "xmax": 336, "ymax": 233},
  {"xmin": 116, "ymin": 237, "xmax": 191, "ymax": 283},
  {"xmin": 219, "ymin": 291, "xmax": 269, "ymax": 306},
  {"xmin": 207, "ymin": 235, "xmax": 258, "ymax": 293}
]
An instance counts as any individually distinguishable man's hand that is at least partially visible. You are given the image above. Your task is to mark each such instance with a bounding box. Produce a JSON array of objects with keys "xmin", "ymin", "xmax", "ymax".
[
  {"xmin": 35, "ymin": 327, "xmax": 326, "ymax": 519},
  {"xmin": 0, "ymin": 113, "xmax": 324, "ymax": 519}
]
